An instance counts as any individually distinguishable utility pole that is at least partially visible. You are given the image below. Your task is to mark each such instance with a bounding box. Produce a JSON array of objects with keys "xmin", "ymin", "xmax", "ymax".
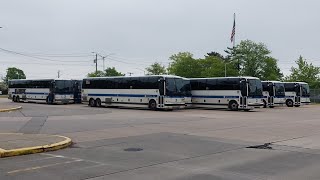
[
  {"xmin": 127, "ymin": 72, "xmax": 133, "ymax": 76},
  {"xmin": 95, "ymin": 54, "xmax": 98, "ymax": 73},
  {"xmin": 57, "ymin": 70, "xmax": 61, "ymax": 78},
  {"xmin": 102, "ymin": 57, "xmax": 105, "ymax": 71}
]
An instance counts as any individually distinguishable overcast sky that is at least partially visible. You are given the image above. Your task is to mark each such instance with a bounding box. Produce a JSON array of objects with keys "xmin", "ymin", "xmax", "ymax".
[{"xmin": 0, "ymin": 0, "xmax": 319, "ymax": 79}]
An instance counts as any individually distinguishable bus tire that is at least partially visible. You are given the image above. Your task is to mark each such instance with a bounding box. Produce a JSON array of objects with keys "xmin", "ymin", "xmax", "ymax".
[
  {"xmin": 89, "ymin": 98, "xmax": 96, "ymax": 107},
  {"xmin": 16, "ymin": 96, "xmax": 20, "ymax": 102},
  {"xmin": 228, "ymin": 101, "xmax": 238, "ymax": 111},
  {"xmin": 149, "ymin": 100, "xmax": 157, "ymax": 110},
  {"xmin": 263, "ymin": 100, "xmax": 267, "ymax": 108},
  {"xmin": 12, "ymin": 96, "xmax": 16, "ymax": 102},
  {"xmin": 96, "ymin": 98, "xmax": 102, "ymax": 107},
  {"xmin": 286, "ymin": 99, "xmax": 294, "ymax": 107},
  {"xmin": 294, "ymin": 105, "xmax": 300, "ymax": 107},
  {"xmin": 269, "ymin": 106, "xmax": 274, "ymax": 108}
]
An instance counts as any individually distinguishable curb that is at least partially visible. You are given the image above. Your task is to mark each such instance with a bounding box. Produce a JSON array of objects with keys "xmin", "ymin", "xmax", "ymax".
[
  {"xmin": 0, "ymin": 106, "xmax": 22, "ymax": 112},
  {"xmin": 0, "ymin": 135, "xmax": 72, "ymax": 158}
]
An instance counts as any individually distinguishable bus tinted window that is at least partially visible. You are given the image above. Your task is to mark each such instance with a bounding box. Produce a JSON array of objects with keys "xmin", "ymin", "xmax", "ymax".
[
  {"xmin": 166, "ymin": 78, "xmax": 176, "ymax": 96},
  {"xmin": 284, "ymin": 83, "xmax": 295, "ymax": 91},
  {"xmin": 206, "ymin": 79, "xmax": 217, "ymax": 90}
]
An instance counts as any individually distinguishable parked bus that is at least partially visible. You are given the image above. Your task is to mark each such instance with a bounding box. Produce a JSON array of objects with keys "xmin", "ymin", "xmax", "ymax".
[
  {"xmin": 262, "ymin": 81, "xmax": 286, "ymax": 108},
  {"xmin": 8, "ymin": 79, "xmax": 81, "ymax": 104},
  {"xmin": 190, "ymin": 77, "xmax": 264, "ymax": 111},
  {"xmin": 283, "ymin": 82, "xmax": 311, "ymax": 107},
  {"xmin": 82, "ymin": 75, "xmax": 191, "ymax": 110}
]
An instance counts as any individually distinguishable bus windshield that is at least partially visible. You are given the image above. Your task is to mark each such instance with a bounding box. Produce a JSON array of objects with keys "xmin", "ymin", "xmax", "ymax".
[
  {"xmin": 166, "ymin": 78, "xmax": 190, "ymax": 97},
  {"xmin": 301, "ymin": 84, "xmax": 310, "ymax": 97},
  {"xmin": 55, "ymin": 80, "xmax": 74, "ymax": 94},
  {"xmin": 248, "ymin": 79, "xmax": 263, "ymax": 97},
  {"xmin": 275, "ymin": 83, "xmax": 285, "ymax": 97}
]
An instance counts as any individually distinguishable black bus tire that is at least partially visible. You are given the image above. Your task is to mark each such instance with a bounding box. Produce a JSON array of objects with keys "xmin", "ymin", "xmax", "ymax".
[
  {"xmin": 228, "ymin": 100, "xmax": 238, "ymax": 111},
  {"xmin": 12, "ymin": 96, "xmax": 16, "ymax": 102},
  {"xmin": 294, "ymin": 105, "xmax": 300, "ymax": 107},
  {"xmin": 96, "ymin": 98, "xmax": 102, "ymax": 107},
  {"xmin": 286, "ymin": 99, "xmax": 294, "ymax": 107},
  {"xmin": 149, "ymin": 100, "xmax": 157, "ymax": 110},
  {"xmin": 16, "ymin": 96, "xmax": 20, "ymax": 102},
  {"xmin": 89, "ymin": 98, "xmax": 96, "ymax": 107}
]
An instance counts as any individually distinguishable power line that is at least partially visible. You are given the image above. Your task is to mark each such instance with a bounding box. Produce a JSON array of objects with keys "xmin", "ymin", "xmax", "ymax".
[{"xmin": 0, "ymin": 48, "xmax": 92, "ymax": 63}]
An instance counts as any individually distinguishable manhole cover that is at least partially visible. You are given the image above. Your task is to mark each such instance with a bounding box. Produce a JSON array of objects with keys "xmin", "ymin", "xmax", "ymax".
[{"xmin": 124, "ymin": 148, "xmax": 143, "ymax": 152}]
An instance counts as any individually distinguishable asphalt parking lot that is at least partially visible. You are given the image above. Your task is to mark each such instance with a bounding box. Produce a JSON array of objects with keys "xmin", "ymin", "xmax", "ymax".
[{"xmin": 1, "ymin": 98, "xmax": 320, "ymax": 180}]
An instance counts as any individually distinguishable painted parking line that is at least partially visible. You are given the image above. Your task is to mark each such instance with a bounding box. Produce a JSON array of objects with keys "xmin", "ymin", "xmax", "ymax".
[{"xmin": 7, "ymin": 159, "xmax": 83, "ymax": 174}]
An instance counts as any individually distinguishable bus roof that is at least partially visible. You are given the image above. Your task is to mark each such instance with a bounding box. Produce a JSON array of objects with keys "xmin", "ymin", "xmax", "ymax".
[
  {"xmin": 262, "ymin": 80, "xmax": 282, "ymax": 83},
  {"xmin": 282, "ymin": 82, "xmax": 308, "ymax": 85},
  {"xmin": 83, "ymin": 75, "xmax": 187, "ymax": 80},
  {"xmin": 9, "ymin": 78, "xmax": 73, "ymax": 82},
  {"xmin": 189, "ymin": 76, "xmax": 260, "ymax": 80}
]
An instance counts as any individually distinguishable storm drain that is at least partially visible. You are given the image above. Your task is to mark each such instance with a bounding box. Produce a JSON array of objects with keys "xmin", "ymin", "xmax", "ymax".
[
  {"xmin": 247, "ymin": 143, "xmax": 273, "ymax": 150},
  {"xmin": 124, "ymin": 148, "xmax": 143, "ymax": 152}
]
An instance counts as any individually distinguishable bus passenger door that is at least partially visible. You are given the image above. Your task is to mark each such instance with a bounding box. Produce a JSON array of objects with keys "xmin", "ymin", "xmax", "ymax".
[
  {"xmin": 295, "ymin": 85, "xmax": 301, "ymax": 105},
  {"xmin": 269, "ymin": 84, "xmax": 274, "ymax": 106},
  {"xmin": 158, "ymin": 78, "xmax": 165, "ymax": 107},
  {"xmin": 240, "ymin": 80, "xmax": 248, "ymax": 108}
]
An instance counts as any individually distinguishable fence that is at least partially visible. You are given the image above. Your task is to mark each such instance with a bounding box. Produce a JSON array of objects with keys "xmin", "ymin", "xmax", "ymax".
[{"xmin": 310, "ymin": 89, "xmax": 320, "ymax": 103}]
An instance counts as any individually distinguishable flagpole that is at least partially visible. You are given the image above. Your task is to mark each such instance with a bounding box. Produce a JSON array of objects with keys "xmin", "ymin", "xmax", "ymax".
[{"xmin": 233, "ymin": 13, "xmax": 236, "ymax": 48}]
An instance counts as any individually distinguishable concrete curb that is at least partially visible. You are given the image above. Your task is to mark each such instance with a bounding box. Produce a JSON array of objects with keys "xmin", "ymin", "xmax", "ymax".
[
  {"xmin": 0, "ymin": 135, "xmax": 72, "ymax": 158},
  {"xmin": 0, "ymin": 106, "xmax": 22, "ymax": 112}
]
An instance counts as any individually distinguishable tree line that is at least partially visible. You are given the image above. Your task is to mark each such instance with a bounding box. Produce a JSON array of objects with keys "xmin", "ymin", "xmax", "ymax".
[{"xmin": 2, "ymin": 39, "xmax": 320, "ymax": 92}]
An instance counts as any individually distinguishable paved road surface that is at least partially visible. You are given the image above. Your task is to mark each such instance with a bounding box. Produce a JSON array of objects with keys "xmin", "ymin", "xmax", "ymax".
[{"xmin": 1, "ymin": 99, "xmax": 320, "ymax": 180}]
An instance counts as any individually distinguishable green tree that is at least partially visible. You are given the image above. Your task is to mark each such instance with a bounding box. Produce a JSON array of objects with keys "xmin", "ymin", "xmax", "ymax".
[
  {"xmin": 4, "ymin": 67, "xmax": 26, "ymax": 83},
  {"xmin": 104, "ymin": 67, "xmax": 124, "ymax": 76},
  {"xmin": 260, "ymin": 57, "xmax": 283, "ymax": 80},
  {"xmin": 167, "ymin": 52, "xmax": 202, "ymax": 78},
  {"xmin": 200, "ymin": 55, "xmax": 238, "ymax": 77},
  {"xmin": 87, "ymin": 70, "xmax": 105, "ymax": 77},
  {"xmin": 87, "ymin": 67, "xmax": 124, "ymax": 77},
  {"xmin": 225, "ymin": 40, "xmax": 283, "ymax": 80},
  {"xmin": 145, "ymin": 62, "xmax": 166, "ymax": 75},
  {"xmin": 285, "ymin": 56, "xmax": 320, "ymax": 88}
]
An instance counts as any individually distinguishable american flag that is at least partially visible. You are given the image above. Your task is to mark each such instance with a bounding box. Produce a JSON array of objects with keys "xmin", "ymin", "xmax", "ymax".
[{"xmin": 230, "ymin": 14, "xmax": 236, "ymax": 43}]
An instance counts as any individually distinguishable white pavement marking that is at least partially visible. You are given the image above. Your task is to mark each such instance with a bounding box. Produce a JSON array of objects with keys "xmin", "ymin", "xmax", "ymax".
[{"xmin": 7, "ymin": 159, "xmax": 83, "ymax": 174}]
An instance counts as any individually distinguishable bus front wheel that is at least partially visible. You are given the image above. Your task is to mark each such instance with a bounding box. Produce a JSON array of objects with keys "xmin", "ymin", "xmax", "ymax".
[
  {"xmin": 16, "ymin": 96, "xmax": 20, "ymax": 102},
  {"xmin": 286, "ymin": 100, "xmax": 294, "ymax": 107},
  {"xmin": 228, "ymin": 101, "xmax": 238, "ymax": 111},
  {"xmin": 96, "ymin": 98, "xmax": 102, "ymax": 107},
  {"xmin": 89, "ymin": 98, "xmax": 96, "ymax": 107},
  {"xmin": 12, "ymin": 96, "xmax": 16, "ymax": 102},
  {"xmin": 149, "ymin": 100, "xmax": 157, "ymax": 110}
]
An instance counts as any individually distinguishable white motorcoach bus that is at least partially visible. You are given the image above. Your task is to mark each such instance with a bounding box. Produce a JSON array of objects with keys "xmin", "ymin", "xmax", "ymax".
[
  {"xmin": 262, "ymin": 81, "xmax": 286, "ymax": 108},
  {"xmin": 82, "ymin": 75, "xmax": 191, "ymax": 110},
  {"xmin": 190, "ymin": 77, "xmax": 264, "ymax": 111},
  {"xmin": 8, "ymin": 79, "xmax": 80, "ymax": 104},
  {"xmin": 283, "ymin": 82, "xmax": 311, "ymax": 107}
]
